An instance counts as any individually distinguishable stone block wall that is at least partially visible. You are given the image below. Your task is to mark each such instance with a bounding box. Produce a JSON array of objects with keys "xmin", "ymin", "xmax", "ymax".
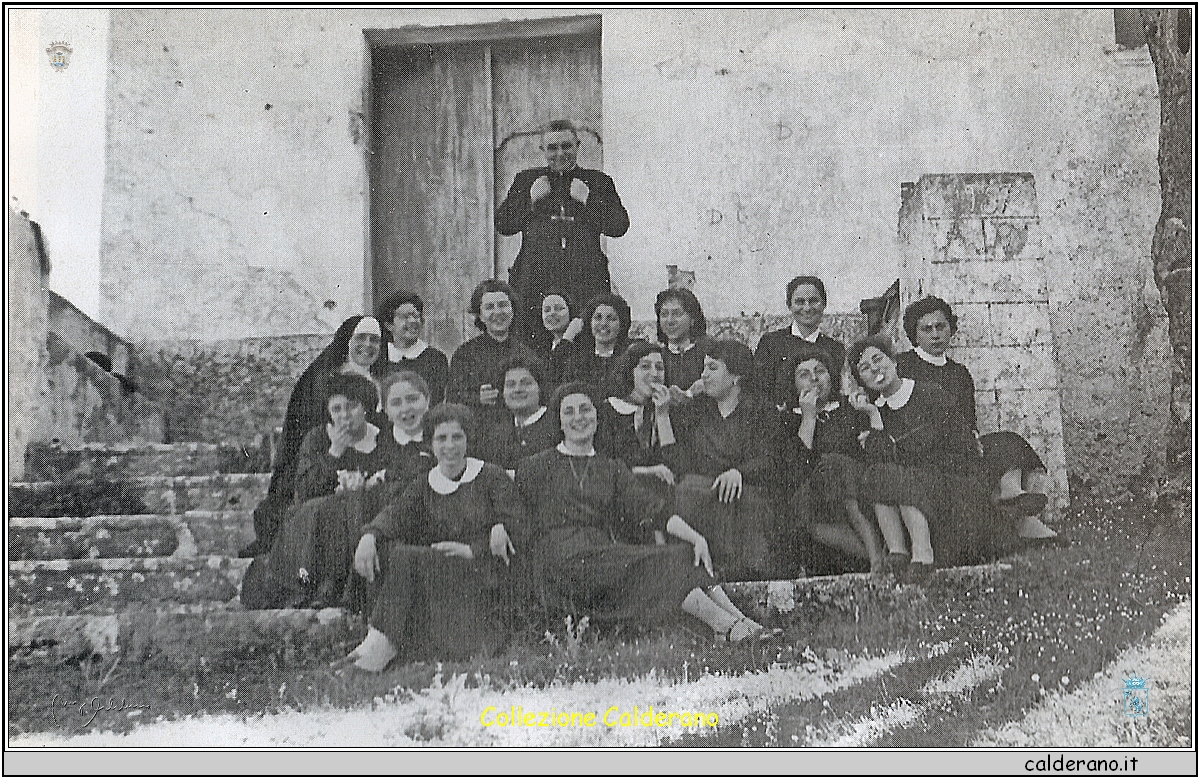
[
  {"xmin": 132, "ymin": 314, "xmax": 866, "ymax": 446},
  {"xmin": 9, "ymin": 209, "xmax": 51, "ymax": 480},
  {"xmin": 899, "ymin": 174, "xmax": 1070, "ymax": 509},
  {"xmin": 48, "ymin": 292, "xmax": 134, "ymax": 376}
]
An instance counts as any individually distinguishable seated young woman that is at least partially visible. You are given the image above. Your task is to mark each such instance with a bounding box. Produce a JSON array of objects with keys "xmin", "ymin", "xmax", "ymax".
[
  {"xmin": 753, "ymin": 275, "xmax": 848, "ymax": 409},
  {"xmin": 515, "ymin": 383, "xmax": 768, "ymax": 642},
  {"xmin": 344, "ymin": 403, "xmax": 525, "ymax": 672},
  {"xmin": 550, "ymin": 292, "xmax": 631, "ymax": 394},
  {"xmin": 447, "ymin": 279, "xmax": 537, "ymax": 412},
  {"xmin": 654, "ymin": 287, "xmax": 710, "ymax": 396},
  {"xmin": 376, "ymin": 291, "xmax": 450, "ymax": 405},
  {"xmin": 530, "ymin": 288, "xmax": 584, "ymax": 379},
  {"xmin": 240, "ymin": 315, "xmax": 388, "ymax": 558},
  {"xmin": 662, "ymin": 339, "xmax": 781, "ymax": 580},
  {"xmin": 258, "ymin": 371, "xmax": 433, "ymax": 608},
  {"xmin": 848, "ymin": 335, "xmax": 1019, "ymax": 584},
  {"xmin": 472, "ymin": 354, "xmax": 560, "ymax": 472},
  {"xmin": 897, "ymin": 296, "xmax": 1055, "ymax": 537},
  {"xmin": 776, "ymin": 346, "xmax": 885, "ymax": 576}
]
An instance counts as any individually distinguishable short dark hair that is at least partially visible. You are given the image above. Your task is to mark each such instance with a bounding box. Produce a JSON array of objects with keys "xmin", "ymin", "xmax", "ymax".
[
  {"xmin": 654, "ymin": 288, "xmax": 708, "ymax": 344},
  {"xmin": 785, "ymin": 275, "xmax": 828, "ymax": 307},
  {"xmin": 704, "ymin": 339, "xmax": 755, "ymax": 384},
  {"xmin": 379, "ymin": 370, "xmax": 430, "ymax": 405},
  {"xmin": 581, "ymin": 292, "xmax": 632, "ymax": 354},
  {"xmin": 542, "ymin": 119, "xmax": 579, "ymax": 140},
  {"xmin": 424, "ymin": 402, "xmax": 478, "ymax": 444},
  {"xmin": 781, "ymin": 344, "xmax": 844, "ymax": 402},
  {"xmin": 540, "ymin": 287, "xmax": 575, "ymax": 319},
  {"xmin": 376, "ymin": 291, "xmax": 424, "ymax": 330},
  {"xmin": 501, "ymin": 353, "xmax": 547, "ymax": 394},
  {"xmin": 848, "ymin": 334, "xmax": 898, "ymax": 382},
  {"xmin": 549, "ymin": 381, "xmax": 600, "ymax": 425},
  {"xmin": 903, "ymin": 296, "xmax": 958, "ymax": 343},
  {"xmin": 325, "ymin": 372, "xmax": 379, "ymax": 418},
  {"xmin": 608, "ymin": 340, "xmax": 665, "ymax": 398},
  {"xmin": 468, "ymin": 279, "xmax": 521, "ymax": 332}
]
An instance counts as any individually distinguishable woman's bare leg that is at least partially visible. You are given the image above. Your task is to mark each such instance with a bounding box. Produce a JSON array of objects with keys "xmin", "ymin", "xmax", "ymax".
[
  {"xmin": 874, "ymin": 504, "xmax": 908, "ymax": 556},
  {"xmin": 707, "ymin": 584, "xmax": 749, "ymax": 622},
  {"xmin": 898, "ymin": 505, "xmax": 933, "ymax": 565},
  {"xmin": 1023, "ymin": 469, "xmax": 1049, "ymax": 495},
  {"xmin": 994, "ymin": 468, "xmax": 1026, "ymax": 501},
  {"xmin": 844, "ymin": 500, "xmax": 886, "ymax": 571},
  {"xmin": 682, "ymin": 588, "xmax": 736, "ymax": 635}
]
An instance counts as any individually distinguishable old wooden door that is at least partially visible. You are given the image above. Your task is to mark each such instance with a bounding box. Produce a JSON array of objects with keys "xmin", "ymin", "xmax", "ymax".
[{"xmin": 369, "ymin": 23, "xmax": 602, "ymax": 355}]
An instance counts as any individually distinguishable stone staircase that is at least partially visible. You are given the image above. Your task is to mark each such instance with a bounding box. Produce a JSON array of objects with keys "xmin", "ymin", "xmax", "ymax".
[{"xmin": 9, "ymin": 442, "xmax": 362, "ymax": 668}]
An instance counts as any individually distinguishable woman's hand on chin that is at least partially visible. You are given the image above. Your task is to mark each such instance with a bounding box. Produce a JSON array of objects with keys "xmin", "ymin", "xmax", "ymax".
[{"xmin": 431, "ymin": 541, "xmax": 474, "ymax": 559}]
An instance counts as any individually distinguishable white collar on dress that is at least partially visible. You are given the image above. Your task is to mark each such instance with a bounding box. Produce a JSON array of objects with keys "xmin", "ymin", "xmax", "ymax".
[
  {"xmin": 515, "ymin": 406, "xmax": 548, "ymax": 427},
  {"xmin": 607, "ymin": 397, "xmax": 640, "ymax": 415},
  {"xmin": 428, "ymin": 457, "xmax": 485, "ymax": 494},
  {"xmin": 914, "ymin": 347, "xmax": 947, "ymax": 367},
  {"xmin": 875, "ymin": 378, "xmax": 916, "ymax": 410},
  {"xmin": 594, "ymin": 345, "xmax": 616, "ymax": 358},
  {"xmin": 556, "ymin": 442, "xmax": 596, "ymax": 457},
  {"xmin": 329, "ymin": 422, "xmax": 381, "ymax": 453},
  {"xmin": 393, "ymin": 426, "xmax": 423, "ymax": 446},
  {"xmin": 666, "ymin": 340, "xmax": 696, "ymax": 355},
  {"xmin": 790, "ymin": 322, "xmax": 821, "ymax": 342},
  {"xmin": 340, "ymin": 360, "xmax": 374, "ymax": 379},
  {"xmin": 388, "ymin": 339, "xmax": 428, "ymax": 361}
]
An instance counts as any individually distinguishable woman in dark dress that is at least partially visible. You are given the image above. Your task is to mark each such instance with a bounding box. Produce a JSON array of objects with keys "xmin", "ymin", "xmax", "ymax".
[
  {"xmin": 260, "ymin": 373, "xmax": 412, "ymax": 608},
  {"xmin": 240, "ymin": 315, "xmax": 388, "ymax": 558},
  {"xmin": 530, "ymin": 288, "xmax": 584, "ymax": 378},
  {"xmin": 473, "ymin": 354, "xmax": 560, "ymax": 472},
  {"xmin": 753, "ymin": 275, "xmax": 847, "ymax": 409},
  {"xmin": 376, "ymin": 291, "xmax": 450, "ymax": 405},
  {"xmin": 344, "ymin": 404, "xmax": 525, "ymax": 672},
  {"xmin": 849, "ymin": 335, "xmax": 1017, "ymax": 583},
  {"xmin": 516, "ymin": 382, "xmax": 767, "ymax": 642},
  {"xmin": 776, "ymin": 345, "xmax": 884, "ymax": 576},
  {"xmin": 664, "ymin": 339, "xmax": 781, "ymax": 580},
  {"xmin": 654, "ymin": 287, "xmax": 710, "ymax": 396},
  {"xmin": 447, "ymin": 279, "xmax": 537, "ymax": 412},
  {"xmin": 897, "ymin": 297, "xmax": 1053, "ymax": 535},
  {"xmin": 551, "ymin": 292, "xmax": 631, "ymax": 394}
]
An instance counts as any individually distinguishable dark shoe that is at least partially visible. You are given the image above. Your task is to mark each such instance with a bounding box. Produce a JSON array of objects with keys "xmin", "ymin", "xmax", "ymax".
[
  {"xmin": 996, "ymin": 492, "xmax": 1048, "ymax": 517},
  {"xmin": 906, "ymin": 561, "xmax": 935, "ymax": 585},
  {"xmin": 881, "ymin": 552, "xmax": 909, "ymax": 581}
]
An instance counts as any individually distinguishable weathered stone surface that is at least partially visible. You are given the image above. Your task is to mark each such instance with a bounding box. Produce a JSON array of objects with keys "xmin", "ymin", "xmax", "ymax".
[
  {"xmin": 9, "ymin": 518, "xmax": 178, "ymax": 560},
  {"xmin": 12, "ymin": 474, "xmax": 271, "ymax": 515},
  {"xmin": 24, "ymin": 441, "xmax": 271, "ymax": 482},
  {"xmin": 9, "ymin": 208, "xmax": 51, "ymax": 482},
  {"xmin": 8, "ymin": 556, "xmax": 250, "ymax": 611},
  {"xmin": 9, "ymin": 607, "xmax": 363, "ymax": 667},
  {"xmin": 725, "ymin": 563, "xmax": 1013, "ymax": 626}
]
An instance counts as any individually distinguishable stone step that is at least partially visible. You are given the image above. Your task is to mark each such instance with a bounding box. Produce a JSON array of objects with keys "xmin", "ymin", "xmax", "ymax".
[
  {"xmin": 8, "ymin": 605, "xmax": 364, "ymax": 668},
  {"xmin": 24, "ymin": 441, "xmax": 271, "ymax": 482},
  {"xmin": 9, "ymin": 511, "xmax": 254, "ymax": 560},
  {"xmin": 11, "ymin": 474, "xmax": 271, "ymax": 515},
  {"xmin": 9, "ymin": 555, "xmax": 251, "ymax": 612}
]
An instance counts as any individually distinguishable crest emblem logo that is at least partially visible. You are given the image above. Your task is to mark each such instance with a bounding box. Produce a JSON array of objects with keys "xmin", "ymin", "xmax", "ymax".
[
  {"xmin": 1123, "ymin": 675, "xmax": 1148, "ymax": 718},
  {"xmin": 46, "ymin": 41, "xmax": 73, "ymax": 72}
]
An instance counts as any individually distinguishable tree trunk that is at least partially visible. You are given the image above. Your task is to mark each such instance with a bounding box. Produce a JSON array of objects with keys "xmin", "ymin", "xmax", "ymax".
[{"xmin": 1141, "ymin": 9, "xmax": 1193, "ymax": 462}]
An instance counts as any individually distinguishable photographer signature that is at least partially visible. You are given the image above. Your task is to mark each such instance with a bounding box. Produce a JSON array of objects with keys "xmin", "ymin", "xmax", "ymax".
[{"xmin": 50, "ymin": 693, "xmax": 152, "ymax": 727}]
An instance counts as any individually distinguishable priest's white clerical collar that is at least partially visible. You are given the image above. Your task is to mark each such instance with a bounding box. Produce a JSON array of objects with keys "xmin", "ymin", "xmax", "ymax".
[
  {"xmin": 914, "ymin": 346, "xmax": 947, "ymax": 367},
  {"xmin": 428, "ymin": 457, "xmax": 485, "ymax": 494},
  {"xmin": 329, "ymin": 422, "xmax": 380, "ymax": 453},
  {"xmin": 608, "ymin": 397, "xmax": 640, "ymax": 415},
  {"xmin": 388, "ymin": 339, "xmax": 428, "ymax": 361},
  {"xmin": 790, "ymin": 322, "xmax": 821, "ymax": 342},
  {"xmin": 556, "ymin": 442, "xmax": 596, "ymax": 457},
  {"xmin": 393, "ymin": 427, "xmax": 423, "ymax": 446},
  {"xmin": 875, "ymin": 378, "xmax": 916, "ymax": 410},
  {"xmin": 515, "ymin": 406, "xmax": 548, "ymax": 427},
  {"xmin": 666, "ymin": 341, "xmax": 696, "ymax": 355},
  {"xmin": 793, "ymin": 400, "xmax": 841, "ymax": 415}
]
